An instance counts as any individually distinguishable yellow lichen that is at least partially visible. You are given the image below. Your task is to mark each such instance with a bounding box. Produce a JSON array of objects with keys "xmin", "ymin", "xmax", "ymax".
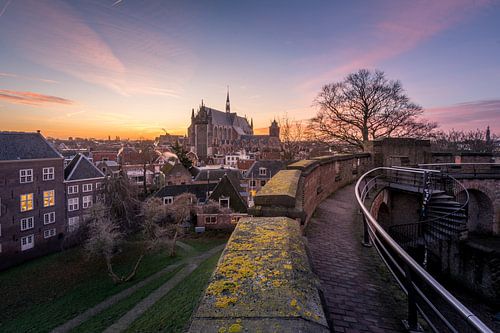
[{"xmin": 228, "ymin": 323, "xmax": 243, "ymax": 333}]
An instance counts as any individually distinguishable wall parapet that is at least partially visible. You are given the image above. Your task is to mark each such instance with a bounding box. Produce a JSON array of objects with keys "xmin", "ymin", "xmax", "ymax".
[
  {"xmin": 250, "ymin": 153, "xmax": 372, "ymax": 225},
  {"xmin": 189, "ymin": 217, "xmax": 329, "ymax": 333}
]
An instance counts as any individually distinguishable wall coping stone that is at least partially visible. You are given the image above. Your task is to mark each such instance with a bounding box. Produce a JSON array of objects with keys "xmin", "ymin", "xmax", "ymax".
[
  {"xmin": 188, "ymin": 217, "xmax": 329, "ymax": 333},
  {"xmin": 254, "ymin": 169, "xmax": 301, "ymax": 207}
]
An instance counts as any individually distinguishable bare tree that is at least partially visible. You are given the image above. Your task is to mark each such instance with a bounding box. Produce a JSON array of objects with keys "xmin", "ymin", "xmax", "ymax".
[
  {"xmin": 142, "ymin": 193, "xmax": 198, "ymax": 257},
  {"xmin": 138, "ymin": 140, "xmax": 157, "ymax": 195},
  {"xmin": 103, "ymin": 174, "xmax": 141, "ymax": 229},
  {"xmin": 84, "ymin": 203, "xmax": 144, "ymax": 284},
  {"xmin": 309, "ymin": 69, "xmax": 437, "ymax": 150},
  {"xmin": 432, "ymin": 128, "xmax": 497, "ymax": 153},
  {"xmin": 279, "ymin": 113, "xmax": 305, "ymax": 161}
]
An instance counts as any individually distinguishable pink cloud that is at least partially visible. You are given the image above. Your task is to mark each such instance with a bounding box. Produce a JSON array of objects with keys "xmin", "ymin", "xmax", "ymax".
[
  {"xmin": 0, "ymin": 72, "xmax": 59, "ymax": 84},
  {"xmin": 425, "ymin": 99, "xmax": 500, "ymax": 132},
  {"xmin": 299, "ymin": 0, "xmax": 492, "ymax": 92},
  {"xmin": 0, "ymin": 1, "xmax": 195, "ymax": 97},
  {"xmin": 0, "ymin": 89, "xmax": 74, "ymax": 106}
]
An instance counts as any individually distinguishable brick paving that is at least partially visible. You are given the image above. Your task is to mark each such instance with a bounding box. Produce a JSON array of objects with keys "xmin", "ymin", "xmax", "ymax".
[{"xmin": 306, "ymin": 184, "xmax": 407, "ymax": 333}]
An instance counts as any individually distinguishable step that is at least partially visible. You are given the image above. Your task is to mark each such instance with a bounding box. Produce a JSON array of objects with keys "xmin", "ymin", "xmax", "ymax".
[
  {"xmin": 426, "ymin": 213, "xmax": 467, "ymax": 225},
  {"xmin": 426, "ymin": 205, "xmax": 465, "ymax": 212}
]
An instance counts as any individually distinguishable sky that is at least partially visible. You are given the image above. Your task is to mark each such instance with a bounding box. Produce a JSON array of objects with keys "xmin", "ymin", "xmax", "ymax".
[{"xmin": 0, "ymin": 0, "xmax": 499, "ymax": 139}]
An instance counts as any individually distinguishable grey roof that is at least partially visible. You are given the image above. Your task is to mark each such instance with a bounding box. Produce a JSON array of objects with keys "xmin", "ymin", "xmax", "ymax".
[
  {"xmin": 0, "ymin": 131, "xmax": 62, "ymax": 161},
  {"xmin": 155, "ymin": 183, "xmax": 217, "ymax": 202},
  {"xmin": 207, "ymin": 108, "xmax": 252, "ymax": 134},
  {"xmin": 245, "ymin": 160, "xmax": 285, "ymax": 179},
  {"xmin": 193, "ymin": 167, "xmax": 242, "ymax": 183},
  {"xmin": 65, "ymin": 154, "xmax": 106, "ymax": 181}
]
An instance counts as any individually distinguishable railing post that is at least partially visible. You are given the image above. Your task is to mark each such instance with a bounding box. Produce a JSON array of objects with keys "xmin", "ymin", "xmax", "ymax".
[
  {"xmin": 361, "ymin": 214, "xmax": 372, "ymax": 247},
  {"xmin": 403, "ymin": 264, "xmax": 422, "ymax": 332}
]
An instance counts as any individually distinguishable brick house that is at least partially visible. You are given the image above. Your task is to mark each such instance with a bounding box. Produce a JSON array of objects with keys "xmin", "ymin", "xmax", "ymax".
[
  {"xmin": 244, "ymin": 160, "xmax": 285, "ymax": 205},
  {"xmin": 0, "ymin": 131, "xmax": 65, "ymax": 270},
  {"xmin": 64, "ymin": 154, "xmax": 106, "ymax": 233}
]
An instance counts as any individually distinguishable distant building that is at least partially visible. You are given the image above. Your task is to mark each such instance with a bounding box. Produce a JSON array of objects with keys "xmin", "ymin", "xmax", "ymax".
[
  {"xmin": 0, "ymin": 131, "xmax": 65, "ymax": 270},
  {"xmin": 64, "ymin": 154, "xmax": 106, "ymax": 234},
  {"xmin": 95, "ymin": 160, "xmax": 119, "ymax": 177},
  {"xmin": 244, "ymin": 160, "xmax": 285, "ymax": 205},
  {"xmin": 91, "ymin": 151, "xmax": 118, "ymax": 163},
  {"xmin": 163, "ymin": 162, "xmax": 192, "ymax": 185}
]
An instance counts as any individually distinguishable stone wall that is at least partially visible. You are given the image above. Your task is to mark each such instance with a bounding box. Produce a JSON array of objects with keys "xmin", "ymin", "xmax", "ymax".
[
  {"xmin": 189, "ymin": 217, "xmax": 329, "ymax": 332},
  {"xmin": 365, "ymin": 137, "xmax": 431, "ymax": 167},
  {"xmin": 250, "ymin": 153, "xmax": 371, "ymax": 226}
]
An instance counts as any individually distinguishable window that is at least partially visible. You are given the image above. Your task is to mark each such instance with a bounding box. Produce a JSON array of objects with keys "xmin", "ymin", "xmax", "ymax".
[
  {"xmin": 163, "ymin": 196, "xmax": 174, "ymax": 205},
  {"xmin": 219, "ymin": 197, "xmax": 230, "ymax": 208},
  {"xmin": 260, "ymin": 180, "xmax": 266, "ymax": 187},
  {"xmin": 82, "ymin": 195, "xmax": 93, "ymax": 209},
  {"xmin": 43, "ymin": 228, "xmax": 56, "ymax": 239},
  {"xmin": 250, "ymin": 180, "xmax": 256, "ymax": 188},
  {"xmin": 205, "ymin": 216, "xmax": 217, "ymax": 224},
  {"xmin": 43, "ymin": 190, "xmax": 55, "ymax": 207},
  {"xmin": 68, "ymin": 185, "xmax": 78, "ymax": 194},
  {"xmin": 20, "ymin": 193, "xmax": 34, "ymax": 212},
  {"xmin": 44, "ymin": 212, "xmax": 56, "ymax": 225},
  {"xmin": 96, "ymin": 193, "xmax": 105, "ymax": 203},
  {"xmin": 20, "ymin": 217, "xmax": 35, "ymax": 231},
  {"xmin": 21, "ymin": 234, "xmax": 34, "ymax": 251},
  {"xmin": 259, "ymin": 167, "xmax": 267, "ymax": 176},
  {"xmin": 231, "ymin": 216, "xmax": 241, "ymax": 225},
  {"xmin": 68, "ymin": 197, "xmax": 79, "ymax": 211},
  {"xmin": 43, "ymin": 167, "xmax": 55, "ymax": 180},
  {"xmin": 82, "ymin": 183, "xmax": 93, "ymax": 192},
  {"xmin": 68, "ymin": 216, "xmax": 80, "ymax": 232},
  {"xmin": 96, "ymin": 182, "xmax": 102, "ymax": 190},
  {"xmin": 19, "ymin": 169, "xmax": 33, "ymax": 183}
]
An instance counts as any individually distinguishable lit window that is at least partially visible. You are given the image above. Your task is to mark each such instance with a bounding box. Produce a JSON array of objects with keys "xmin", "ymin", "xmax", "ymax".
[
  {"xmin": 68, "ymin": 185, "xmax": 78, "ymax": 194},
  {"xmin": 163, "ymin": 196, "xmax": 174, "ymax": 205},
  {"xmin": 20, "ymin": 217, "xmax": 34, "ymax": 231},
  {"xmin": 82, "ymin": 184, "xmax": 93, "ymax": 192},
  {"xmin": 20, "ymin": 193, "xmax": 34, "ymax": 212},
  {"xmin": 19, "ymin": 169, "xmax": 33, "ymax": 183},
  {"xmin": 68, "ymin": 197, "xmax": 79, "ymax": 211},
  {"xmin": 20, "ymin": 234, "xmax": 34, "ymax": 251},
  {"xmin": 44, "ymin": 212, "xmax": 56, "ymax": 225},
  {"xmin": 219, "ymin": 197, "xmax": 230, "ymax": 208},
  {"xmin": 68, "ymin": 216, "xmax": 80, "ymax": 232},
  {"xmin": 43, "ymin": 190, "xmax": 55, "ymax": 207},
  {"xmin": 43, "ymin": 167, "xmax": 55, "ymax": 180},
  {"xmin": 205, "ymin": 216, "xmax": 217, "ymax": 224},
  {"xmin": 259, "ymin": 168, "xmax": 267, "ymax": 176},
  {"xmin": 82, "ymin": 195, "xmax": 93, "ymax": 209},
  {"xmin": 43, "ymin": 228, "xmax": 56, "ymax": 239}
]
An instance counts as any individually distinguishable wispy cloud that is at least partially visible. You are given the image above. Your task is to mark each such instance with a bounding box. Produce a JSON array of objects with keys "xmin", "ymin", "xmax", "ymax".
[
  {"xmin": 0, "ymin": 71, "xmax": 59, "ymax": 84},
  {"xmin": 299, "ymin": 0, "xmax": 492, "ymax": 92},
  {"xmin": 0, "ymin": 0, "xmax": 195, "ymax": 97},
  {"xmin": 0, "ymin": 90, "xmax": 74, "ymax": 106},
  {"xmin": 425, "ymin": 99, "xmax": 500, "ymax": 132}
]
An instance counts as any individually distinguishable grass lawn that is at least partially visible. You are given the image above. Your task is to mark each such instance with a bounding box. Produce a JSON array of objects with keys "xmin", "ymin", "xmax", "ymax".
[
  {"xmin": 0, "ymin": 241, "xmax": 187, "ymax": 333},
  {"xmin": 71, "ymin": 265, "xmax": 185, "ymax": 333},
  {"xmin": 125, "ymin": 250, "xmax": 222, "ymax": 333},
  {"xmin": 181, "ymin": 231, "xmax": 230, "ymax": 253}
]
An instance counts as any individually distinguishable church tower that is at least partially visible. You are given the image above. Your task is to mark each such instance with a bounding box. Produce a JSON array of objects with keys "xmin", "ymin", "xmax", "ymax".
[
  {"xmin": 225, "ymin": 86, "xmax": 231, "ymax": 113},
  {"xmin": 269, "ymin": 119, "xmax": 280, "ymax": 138}
]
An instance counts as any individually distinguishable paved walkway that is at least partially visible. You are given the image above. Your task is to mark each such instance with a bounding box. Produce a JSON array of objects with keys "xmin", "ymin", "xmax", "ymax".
[
  {"xmin": 52, "ymin": 244, "xmax": 225, "ymax": 333},
  {"xmin": 306, "ymin": 184, "xmax": 407, "ymax": 333}
]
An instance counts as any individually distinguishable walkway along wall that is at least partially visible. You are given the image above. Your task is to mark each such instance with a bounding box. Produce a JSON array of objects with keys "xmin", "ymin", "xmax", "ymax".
[{"xmin": 189, "ymin": 154, "xmax": 372, "ymax": 332}]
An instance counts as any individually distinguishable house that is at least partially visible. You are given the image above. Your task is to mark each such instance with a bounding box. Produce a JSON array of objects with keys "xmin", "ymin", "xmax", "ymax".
[
  {"xmin": 95, "ymin": 160, "xmax": 120, "ymax": 177},
  {"xmin": 163, "ymin": 162, "xmax": 192, "ymax": 185},
  {"xmin": 208, "ymin": 174, "xmax": 247, "ymax": 213},
  {"xmin": 155, "ymin": 183, "xmax": 217, "ymax": 205},
  {"xmin": 64, "ymin": 154, "xmax": 106, "ymax": 233},
  {"xmin": 91, "ymin": 151, "xmax": 118, "ymax": 163},
  {"xmin": 0, "ymin": 131, "xmax": 65, "ymax": 270},
  {"xmin": 245, "ymin": 160, "xmax": 285, "ymax": 205}
]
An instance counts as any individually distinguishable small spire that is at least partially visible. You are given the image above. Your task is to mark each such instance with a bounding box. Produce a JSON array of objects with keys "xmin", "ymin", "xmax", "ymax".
[
  {"xmin": 226, "ymin": 86, "xmax": 230, "ymax": 113},
  {"xmin": 251, "ymin": 118, "xmax": 253, "ymax": 128}
]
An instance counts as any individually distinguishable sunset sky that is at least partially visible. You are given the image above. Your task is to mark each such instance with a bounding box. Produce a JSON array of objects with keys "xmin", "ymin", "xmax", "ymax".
[{"xmin": 0, "ymin": 0, "xmax": 499, "ymax": 139}]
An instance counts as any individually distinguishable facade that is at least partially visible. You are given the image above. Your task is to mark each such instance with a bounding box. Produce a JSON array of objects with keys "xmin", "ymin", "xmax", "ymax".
[
  {"xmin": 245, "ymin": 160, "xmax": 286, "ymax": 205},
  {"xmin": 64, "ymin": 154, "xmax": 106, "ymax": 234},
  {"xmin": 164, "ymin": 162, "xmax": 192, "ymax": 185},
  {"xmin": 0, "ymin": 132, "xmax": 66, "ymax": 270}
]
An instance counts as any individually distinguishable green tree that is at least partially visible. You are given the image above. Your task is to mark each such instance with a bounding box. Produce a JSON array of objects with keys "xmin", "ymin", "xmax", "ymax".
[{"xmin": 172, "ymin": 141, "xmax": 193, "ymax": 169}]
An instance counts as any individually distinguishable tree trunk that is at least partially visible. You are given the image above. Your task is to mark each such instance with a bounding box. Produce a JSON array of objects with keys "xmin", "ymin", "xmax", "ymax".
[
  {"xmin": 170, "ymin": 230, "xmax": 178, "ymax": 257},
  {"xmin": 105, "ymin": 254, "xmax": 144, "ymax": 284},
  {"xmin": 143, "ymin": 162, "xmax": 147, "ymax": 196}
]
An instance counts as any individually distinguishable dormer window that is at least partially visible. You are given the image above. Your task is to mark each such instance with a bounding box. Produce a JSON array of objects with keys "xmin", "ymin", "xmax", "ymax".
[
  {"xmin": 219, "ymin": 197, "xmax": 230, "ymax": 208},
  {"xmin": 259, "ymin": 167, "xmax": 267, "ymax": 176}
]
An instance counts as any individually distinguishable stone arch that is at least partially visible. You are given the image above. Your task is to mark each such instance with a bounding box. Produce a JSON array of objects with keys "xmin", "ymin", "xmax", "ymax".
[
  {"xmin": 462, "ymin": 189, "xmax": 495, "ymax": 235},
  {"xmin": 460, "ymin": 180, "xmax": 499, "ymax": 235},
  {"xmin": 377, "ymin": 202, "xmax": 391, "ymax": 230}
]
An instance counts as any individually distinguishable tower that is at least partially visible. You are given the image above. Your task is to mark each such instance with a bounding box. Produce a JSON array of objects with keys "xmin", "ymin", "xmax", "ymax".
[
  {"xmin": 269, "ymin": 119, "xmax": 280, "ymax": 138},
  {"xmin": 226, "ymin": 86, "xmax": 230, "ymax": 113},
  {"xmin": 486, "ymin": 125, "xmax": 491, "ymax": 143}
]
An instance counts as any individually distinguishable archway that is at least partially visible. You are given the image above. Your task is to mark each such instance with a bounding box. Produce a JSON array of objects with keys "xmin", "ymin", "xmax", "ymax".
[{"xmin": 465, "ymin": 189, "xmax": 494, "ymax": 234}]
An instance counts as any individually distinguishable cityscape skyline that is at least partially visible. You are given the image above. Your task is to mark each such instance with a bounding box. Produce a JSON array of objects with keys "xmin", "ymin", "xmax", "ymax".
[{"xmin": 1, "ymin": 0, "xmax": 500, "ymax": 139}]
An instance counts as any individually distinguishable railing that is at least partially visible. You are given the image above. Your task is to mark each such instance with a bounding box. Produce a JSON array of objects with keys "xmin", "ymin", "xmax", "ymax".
[
  {"xmin": 418, "ymin": 163, "xmax": 500, "ymax": 178},
  {"xmin": 356, "ymin": 167, "xmax": 493, "ymax": 333}
]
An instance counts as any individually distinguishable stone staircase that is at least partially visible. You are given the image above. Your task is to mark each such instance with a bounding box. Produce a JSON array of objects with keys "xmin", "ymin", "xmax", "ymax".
[{"xmin": 424, "ymin": 190, "xmax": 468, "ymax": 241}]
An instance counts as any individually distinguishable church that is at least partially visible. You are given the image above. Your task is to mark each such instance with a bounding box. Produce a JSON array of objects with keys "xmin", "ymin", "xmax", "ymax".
[{"xmin": 187, "ymin": 90, "xmax": 280, "ymax": 161}]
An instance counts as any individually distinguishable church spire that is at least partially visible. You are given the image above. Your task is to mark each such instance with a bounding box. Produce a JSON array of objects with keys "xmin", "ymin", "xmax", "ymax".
[{"xmin": 226, "ymin": 86, "xmax": 230, "ymax": 113}]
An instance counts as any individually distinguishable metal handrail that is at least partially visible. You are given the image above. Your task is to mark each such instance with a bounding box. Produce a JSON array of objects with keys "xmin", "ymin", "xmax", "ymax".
[{"xmin": 355, "ymin": 167, "xmax": 493, "ymax": 333}]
